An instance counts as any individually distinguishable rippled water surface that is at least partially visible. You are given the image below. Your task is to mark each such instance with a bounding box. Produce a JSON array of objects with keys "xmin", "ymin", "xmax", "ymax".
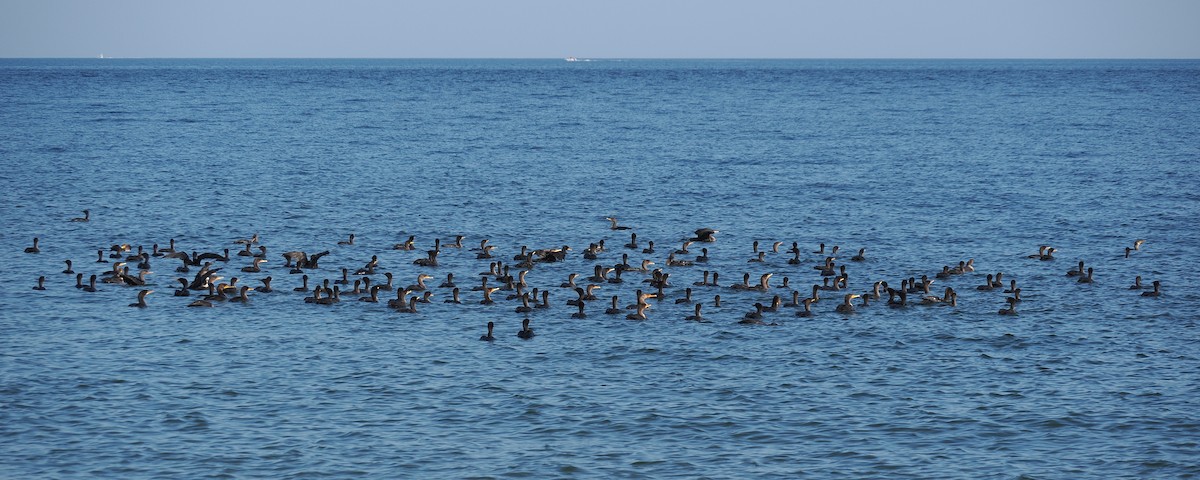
[{"xmin": 2, "ymin": 59, "xmax": 1199, "ymax": 478}]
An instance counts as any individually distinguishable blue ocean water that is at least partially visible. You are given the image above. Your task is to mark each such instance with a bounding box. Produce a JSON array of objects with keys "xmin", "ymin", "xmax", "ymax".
[{"xmin": 1, "ymin": 58, "xmax": 1198, "ymax": 478}]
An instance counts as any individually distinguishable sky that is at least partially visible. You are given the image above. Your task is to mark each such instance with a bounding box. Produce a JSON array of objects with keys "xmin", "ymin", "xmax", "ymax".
[{"xmin": 1, "ymin": 0, "xmax": 1198, "ymax": 58}]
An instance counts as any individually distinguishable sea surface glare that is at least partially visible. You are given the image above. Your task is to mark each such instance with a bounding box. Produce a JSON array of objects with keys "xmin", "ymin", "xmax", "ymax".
[{"xmin": 1, "ymin": 59, "xmax": 1199, "ymax": 478}]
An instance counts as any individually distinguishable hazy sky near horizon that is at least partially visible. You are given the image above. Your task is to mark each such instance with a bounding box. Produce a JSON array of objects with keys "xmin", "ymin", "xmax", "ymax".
[{"xmin": 2, "ymin": 0, "xmax": 1197, "ymax": 58}]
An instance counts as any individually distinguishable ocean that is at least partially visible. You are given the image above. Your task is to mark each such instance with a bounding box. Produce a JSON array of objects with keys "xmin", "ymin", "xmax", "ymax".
[{"xmin": 1, "ymin": 58, "xmax": 1198, "ymax": 478}]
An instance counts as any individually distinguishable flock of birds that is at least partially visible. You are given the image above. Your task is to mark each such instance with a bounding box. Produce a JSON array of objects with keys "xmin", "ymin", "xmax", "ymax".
[{"xmin": 23, "ymin": 212, "xmax": 1163, "ymax": 341}]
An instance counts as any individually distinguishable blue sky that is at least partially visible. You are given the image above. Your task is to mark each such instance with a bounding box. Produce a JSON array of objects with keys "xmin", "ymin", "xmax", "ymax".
[{"xmin": 2, "ymin": 0, "xmax": 1197, "ymax": 58}]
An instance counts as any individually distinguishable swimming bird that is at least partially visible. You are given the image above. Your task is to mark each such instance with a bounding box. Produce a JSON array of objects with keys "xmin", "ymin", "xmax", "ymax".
[
  {"xmin": 586, "ymin": 265, "xmax": 609, "ymax": 283},
  {"xmin": 386, "ymin": 289, "xmax": 407, "ymax": 308},
  {"xmin": 920, "ymin": 287, "xmax": 955, "ymax": 305},
  {"xmin": 33, "ymin": 276, "xmax": 46, "ymax": 290},
  {"xmin": 70, "ymin": 209, "xmax": 90, "ymax": 222},
  {"xmin": 582, "ymin": 243, "xmax": 601, "ymax": 260},
  {"xmin": 604, "ymin": 295, "xmax": 622, "ymax": 315},
  {"xmin": 517, "ymin": 318, "xmax": 535, "ymax": 339},
  {"xmin": 730, "ymin": 273, "xmax": 752, "ymax": 290},
  {"xmin": 1067, "ymin": 260, "xmax": 1085, "ymax": 277},
  {"xmin": 82, "ymin": 275, "xmax": 98, "ymax": 292},
  {"xmin": 394, "ymin": 235, "xmax": 417, "ymax": 251},
  {"xmin": 174, "ymin": 278, "xmax": 190, "ymax": 296},
  {"xmin": 294, "ymin": 275, "xmax": 310, "ymax": 292},
  {"xmin": 338, "ymin": 233, "xmax": 355, "ymax": 246},
  {"xmin": 566, "ymin": 287, "xmax": 587, "ymax": 307},
  {"xmin": 1129, "ymin": 275, "xmax": 1143, "ymax": 290},
  {"xmin": 676, "ymin": 287, "xmax": 693, "ymax": 305},
  {"xmin": 684, "ymin": 303, "xmax": 704, "ymax": 322},
  {"xmin": 134, "ymin": 253, "xmax": 152, "ymax": 270},
  {"xmin": 626, "ymin": 302, "xmax": 650, "ymax": 321},
  {"xmin": 407, "ymin": 273, "xmax": 433, "ymax": 291},
  {"xmin": 129, "ymin": 289, "xmax": 153, "ymax": 308},
  {"xmin": 237, "ymin": 243, "xmax": 255, "ymax": 257},
  {"xmin": 444, "ymin": 287, "xmax": 461, "ymax": 304},
  {"xmin": 359, "ymin": 285, "xmax": 381, "ymax": 302},
  {"xmin": 514, "ymin": 293, "xmax": 533, "ymax": 313},
  {"xmin": 571, "ymin": 300, "xmax": 587, "ymax": 319},
  {"xmin": 353, "ymin": 255, "xmax": 379, "ymax": 275},
  {"xmin": 233, "ymin": 233, "xmax": 259, "ymax": 245},
  {"xmin": 628, "ymin": 259, "xmax": 654, "ymax": 273},
  {"xmin": 378, "ymin": 272, "xmax": 395, "ymax": 291},
  {"xmin": 476, "ymin": 244, "xmax": 496, "ymax": 259},
  {"xmin": 998, "ymin": 297, "xmax": 1018, "ymax": 315},
  {"xmin": 480, "ymin": 322, "xmax": 495, "ymax": 341},
  {"xmin": 740, "ymin": 303, "xmax": 766, "ymax": 324},
  {"xmin": 796, "ymin": 298, "xmax": 814, "ymax": 317},
  {"xmin": 480, "ymin": 287, "xmax": 499, "ymax": 305},
  {"xmin": 751, "ymin": 273, "xmax": 773, "ymax": 291},
  {"xmin": 642, "ymin": 241, "xmax": 656, "ymax": 254},
  {"xmin": 257, "ymin": 276, "xmax": 273, "ymax": 293},
  {"xmin": 241, "ymin": 258, "xmax": 267, "ymax": 273},
  {"xmin": 413, "ymin": 249, "xmax": 439, "ymax": 267},
  {"xmin": 605, "ymin": 216, "xmax": 631, "ymax": 230},
  {"xmin": 665, "ymin": 253, "xmax": 693, "ymax": 267},
  {"xmin": 784, "ymin": 289, "xmax": 802, "ymax": 307},
  {"xmin": 1078, "ymin": 267, "xmax": 1094, "ymax": 284},
  {"xmin": 228, "ymin": 286, "xmax": 252, "ymax": 303},
  {"xmin": 109, "ymin": 243, "xmax": 131, "ymax": 258},
  {"xmin": 624, "ymin": 232, "xmax": 638, "ymax": 250},
  {"xmin": 203, "ymin": 284, "xmax": 229, "ymax": 302},
  {"xmin": 836, "ymin": 294, "xmax": 860, "ymax": 314},
  {"xmin": 1133, "ymin": 239, "xmax": 1145, "ymax": 250},
  {"xmin": 935, "ymin": 266, "xmax": 953, "ymax": 279},
  {"xmin": 25, "ymin": 237, "xmax": 40, "ymax": 254},
  {"xmin": 850, "ymin": 248, "xmax": 866, "ymax": 262},
  {"xmin": 1141, "ymin": 280, "xmax": 1161, "ymax": 297}
]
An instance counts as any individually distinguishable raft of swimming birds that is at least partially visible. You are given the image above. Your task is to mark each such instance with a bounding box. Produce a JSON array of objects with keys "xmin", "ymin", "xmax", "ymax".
[{"xmin": 23, "ymin": 212, "xmax": 1162, "ymax": 340}]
